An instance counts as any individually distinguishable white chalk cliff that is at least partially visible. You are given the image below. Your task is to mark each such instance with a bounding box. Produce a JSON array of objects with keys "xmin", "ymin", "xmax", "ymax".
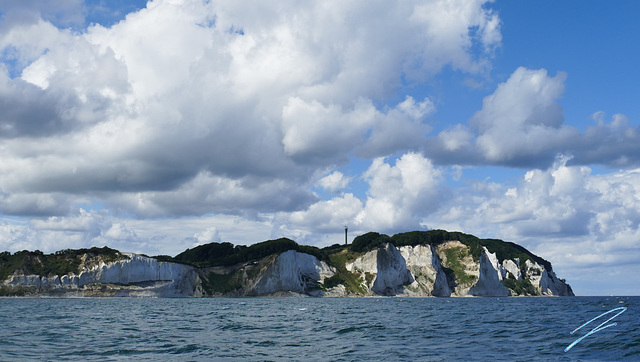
[
  {"xmin": 400, "ymin": 244, "xmax": 451, "ymax": 296},
  {"xmin": 339, "ymin": 242, "xmax": 572, "ymax": 297},
  {"xmin": 468, "ymin": 248, "xmax": 510, "ymax": 297},
  {"xmin": 523, "ymin": 259, "xmax": 572, "ymax": 296},
  {"xmin": 346, "ymin": 243, "xmax": 413, "ymax": 296},
  {"xmin": 250, "ymin": 250, "xmax": 335, "ymax": 296},
  {"xmin": 2, "ymin": 240, "xmax": 573, "ymax": 298},
  {"xmin": 3, "ymin": 253, "xmax": 201, "ymax": 297}
]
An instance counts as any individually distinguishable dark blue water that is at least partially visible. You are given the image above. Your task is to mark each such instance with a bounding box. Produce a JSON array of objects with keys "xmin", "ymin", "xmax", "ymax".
[{"xmin": 0, "ymin": 297, "xmax": 638, "ymax": 361}]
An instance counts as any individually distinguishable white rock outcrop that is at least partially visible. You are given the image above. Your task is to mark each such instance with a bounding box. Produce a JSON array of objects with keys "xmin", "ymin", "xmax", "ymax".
[
  {"xmin": 251, "ymin": 250, "xmax": 335, "ymax": 296},
  {"xmin": 371, "ymin": 243, "xmax": 413, "ymax": 295},
  {"xmin": 524, "ymin": 259, "xmax": 572, "ymax": 296},
  {"xmin": 4, "ymin": 254, "xmax": 200, "ymax": 297},
  {"xmin": 346, "ymin": 248, "xmax": 378, "ymax": 275},
  {"xmin": 399, "ymin": 245, "xmax": 451, "ymax": 296},
  {"xmin": 347, "ymin": 243, "xmax": 535, "ymax": 297},
  {"xmin": 347, "ymin": 243, "xmax": 414, "ymax": 296},
  {"xmin": 502, "ymin": 259, "xmax": 521, "ymax": 280},
  {"xmin": 468, "ymin": 248, "xmax": 510, "ymax": 297}
]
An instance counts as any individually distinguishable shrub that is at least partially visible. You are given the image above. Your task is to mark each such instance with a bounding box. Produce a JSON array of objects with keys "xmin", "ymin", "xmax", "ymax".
[
  {"xmin": 350, "ymin": 232, "xmax": 392, "ymax": 253},
  {"xmin": 202, "ymin": 272, "xmax": 242, "ymax": 294},
  {"xmin": 323, "ymin": 274, "xmax": 345, "ymax": 289},
  {"xmin": 502, "ymin": 278, "xmax": 537, "ymax": 295}
]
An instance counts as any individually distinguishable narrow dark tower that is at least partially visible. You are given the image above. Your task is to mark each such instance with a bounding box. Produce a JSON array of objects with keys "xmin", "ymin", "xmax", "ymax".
[{"xmin": 344, "ymin": 226, "xmax": 348, "ymax": 245}]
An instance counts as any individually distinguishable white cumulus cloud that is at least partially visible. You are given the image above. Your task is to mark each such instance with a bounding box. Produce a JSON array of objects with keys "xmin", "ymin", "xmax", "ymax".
[
  {"xmin": 317, "ymin": 171, "xmax": 350, "ymax": 192},
  {"xmin": 0, "ymin": 0, "xmax": 500, "ymax": 220},
  {"xmin": 425, "ymin": 67, "xmax": 640, "ymax": 168}
]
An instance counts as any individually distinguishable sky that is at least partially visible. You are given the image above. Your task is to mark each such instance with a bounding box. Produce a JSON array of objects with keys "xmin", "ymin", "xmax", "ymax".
[{"xmin": 0, "ymin": 0, "xmax": 638, "ymax": 296}]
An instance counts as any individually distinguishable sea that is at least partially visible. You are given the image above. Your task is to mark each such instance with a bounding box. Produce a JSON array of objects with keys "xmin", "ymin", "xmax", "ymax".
[{"xmin": 1, "ymin": 296, "xmax": 638, "ymax": 361}]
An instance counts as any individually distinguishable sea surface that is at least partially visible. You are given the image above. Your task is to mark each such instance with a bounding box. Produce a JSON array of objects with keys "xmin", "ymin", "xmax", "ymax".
[{"xmin": 1, "ymin": 296, "xmax": 638, "ymax": 361}]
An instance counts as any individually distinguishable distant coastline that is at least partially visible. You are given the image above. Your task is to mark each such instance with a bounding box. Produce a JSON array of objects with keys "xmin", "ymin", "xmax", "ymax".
[{"xmin": 1, "ymin": 229, "xmax": 573, "ymax": 298}]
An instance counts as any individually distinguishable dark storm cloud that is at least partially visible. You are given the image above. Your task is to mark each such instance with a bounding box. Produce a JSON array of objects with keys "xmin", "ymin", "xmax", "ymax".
[{"xmin": 0, "ymin": 78, "xmax": 77, "ymax": 138}]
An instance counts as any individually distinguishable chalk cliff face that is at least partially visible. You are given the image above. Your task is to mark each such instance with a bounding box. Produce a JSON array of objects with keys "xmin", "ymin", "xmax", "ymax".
[
  {"xmin": 523, "ymin": 259, "xmax": 573, "ymax": 296},
  {"xmin": 3, "ymin": 253, "xmax": 201, "ymax": 297},
  {"xmin": 346, "ymin": 243, "xmax": 413, "ymax": 296},
  {"xmin": 1, "ymin": 235, "xmax": 574, "ymax": 298},
  {"xmin": 199, "ymin": 250, "xmax": 336, "ymax": 297},
  {"xmin": 503, "ymin": 259, "xmax": 521, "ymax": 280},
  {"xmin": 250, "ymin": 250, "xmax": 335, "ymax": 296},
  {"xmin": 468, "ymin": 248, "xmax": 510, "ymax": 297},
  {"xmin": 338, "ymin": 242, "xmax": 573, "ymax": 297},
  {"xmin": 400, "ymin": 244, "xmax": 451, "ymax": 297},
  {"xmin": 436, "ymin": 241, "xmax": 479, "ymax": 296}
]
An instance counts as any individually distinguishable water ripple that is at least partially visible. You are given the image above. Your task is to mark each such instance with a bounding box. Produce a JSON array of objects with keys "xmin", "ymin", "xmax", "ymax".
[{"xmin": 0, "ymin": 296, "xmax": 638, "ymax": 360}]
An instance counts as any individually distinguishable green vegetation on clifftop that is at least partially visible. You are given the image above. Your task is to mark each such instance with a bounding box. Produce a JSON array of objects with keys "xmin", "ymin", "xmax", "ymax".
[
  {"xmin": 349, "ymin": 232, "xmax": 393, "ymax": 253},
  {"xmin": 172, "ymin": 238, "xmax": 330, "ymax": 268},
  {"xmin": 0, "ymin": 247, "xmax": 126, "ymax": 280}
]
